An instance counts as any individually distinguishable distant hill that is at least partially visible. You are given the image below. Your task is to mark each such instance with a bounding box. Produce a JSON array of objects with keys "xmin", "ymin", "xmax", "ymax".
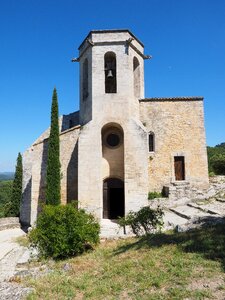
[
  {"xmin": 0, "ymin": 172, "xmax": 14, "ymax": 181},
  {"xmin": 215, "ymin": 142, "xmax": 225, "ymax": 149},
  {"xmin": 207, "ymin": 142, "xmax": 225, "ymax": 175}
]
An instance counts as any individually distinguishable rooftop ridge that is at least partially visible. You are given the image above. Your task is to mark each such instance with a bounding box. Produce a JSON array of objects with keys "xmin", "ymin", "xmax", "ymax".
[{"xmin": 140, "ymin": 96, "xmax": 204, "ymax": 102}]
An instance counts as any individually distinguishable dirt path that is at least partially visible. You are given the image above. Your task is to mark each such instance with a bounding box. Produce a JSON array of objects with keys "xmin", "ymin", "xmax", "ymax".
[{"xmin": 0, "ymin": 228, "xmax": 31, "ymax": 300}]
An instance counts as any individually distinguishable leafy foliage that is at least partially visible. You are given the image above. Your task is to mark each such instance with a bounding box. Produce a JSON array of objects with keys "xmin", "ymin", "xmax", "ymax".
[
  {"xmin": 210, "ymin": 154, "xmax": 225, "ymax": 175},
  {"xmin": 119, "ymin": 206, "xmax": 164, "ymax": 236},
  {"xmin": 46, "ymin": 88, "xmax": 61, "ymax": 205},
  {"xmin": 29, "ymin": 204, "xmax": 100, "ymax": 259},
  {"xmin": 207, "ymin": 142, "xmax": 225, "ymax": 175},
  {"xmin": 148, "ymin": 191, "xmax": 164, "ymax": 200},
  {"xmin": 0, "ymin": 180, "xmax": 13, "ymax": 217},
  {"xmin": 4, "ymin": 153, "xmax": 23, "ymax": 217}
]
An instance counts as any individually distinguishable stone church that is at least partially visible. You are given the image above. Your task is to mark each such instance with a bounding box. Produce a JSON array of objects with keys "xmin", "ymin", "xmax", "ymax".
[{"xmin": 20, "ymin": 29, "xmax": 209, "ymax": 234}]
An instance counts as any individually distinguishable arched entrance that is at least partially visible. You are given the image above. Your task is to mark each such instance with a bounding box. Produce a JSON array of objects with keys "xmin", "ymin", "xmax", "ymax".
[{"xmin": 103, "ymin": 178, "xmax": 124, "ymax": 219}]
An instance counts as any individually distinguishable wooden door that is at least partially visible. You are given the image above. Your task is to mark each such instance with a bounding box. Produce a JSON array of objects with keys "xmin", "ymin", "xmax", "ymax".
[{"xmin": 174, "ymin": 156, "xmax": 185, "ymax": 181}]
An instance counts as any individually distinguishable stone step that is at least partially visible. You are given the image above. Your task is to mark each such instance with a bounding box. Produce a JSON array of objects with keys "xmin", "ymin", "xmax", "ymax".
[
  {"xmin": 169, "ymin": 205, "xmax": 210, "ymax": 220},
  {"xmin": 188, "ymin": 202, "xmax": 225, "ymax": 216},
  {"xmin": 163, "ymin": 210, "xmax": 188, "ymax": 229},
  {"xmin": 0, "ymin": 218, "xmax": 21, "ymax": 231},
  {"xmin": 100, "ymin": 219, "xmax": 133, "ymax": 238},
  {"xmin": 0, "ymin": 217, "xmax": 20, "ymax": 225},
  {"xmin": 0, "ymin": 223, "xmax": 20, "ymax": 231},
  {"xmin": 0, "ymin": 246, "xmax": 26, "ymax": 281}
]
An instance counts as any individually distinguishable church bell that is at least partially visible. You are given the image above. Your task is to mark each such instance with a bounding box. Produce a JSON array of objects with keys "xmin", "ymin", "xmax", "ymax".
[{"xmin": 107, "ymin": 69, "xmax": 113, "ymax": 78}]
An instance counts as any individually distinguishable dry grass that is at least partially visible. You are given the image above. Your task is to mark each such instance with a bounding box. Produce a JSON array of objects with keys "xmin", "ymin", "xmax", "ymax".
[{"xmin": 24, "ymin": 223, "xmax": 225, "ymax": 300}]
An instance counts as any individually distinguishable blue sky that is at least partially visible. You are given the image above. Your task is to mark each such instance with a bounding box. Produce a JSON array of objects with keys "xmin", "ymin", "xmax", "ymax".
[{"xmin": 0, "ymin": 0, "xmax": 225, "ymax": 171}]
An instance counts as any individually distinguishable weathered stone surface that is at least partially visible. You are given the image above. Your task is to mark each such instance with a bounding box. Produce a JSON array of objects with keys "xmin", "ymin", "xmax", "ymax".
[
  {"xmin": 0, "ymin": 282, "xmax": 33, "ymax": 300},
  {"xmin": 170, "ymin": 205, "xmax": 210, "ymax": 220},
  {"xmin": 21, "ymin": 29, "xmax": 209, "ymax": 237},
  {"xmin": 140, "ymin": 98, "xmax": 209, "ymax": 193}
]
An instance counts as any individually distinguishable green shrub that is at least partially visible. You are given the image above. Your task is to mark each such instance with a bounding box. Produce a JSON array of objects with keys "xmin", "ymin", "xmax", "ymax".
[
  {"xmin": 0, "ymin": 180, "xmax": 13, "ymax": 218},
  {"xmin": 207, "ymin": 144, "xmax": 225, "ymax": 174},
  {"xmin": 210, "ymin": 154, "xmax": 225, "ymax": 175},
  {"xmin": 119, "ymin": 206, "xmax": 164, "ymax": 236},
  {"xmin": 29, "ymin": 204, "xmax": 100, "ymax": 259},
  {"xmin": 209, "ymin": 171, "xmax": 215, "ymax": 177},
  {"xmin": 148, "ymin": 191, "xmax": 163, "ymax": 200},
  {"xmin": 6, "ymin": 153, "xmax": 23, "ymax": 217},
  {"xmin": 46, "ymin": 88, "xmax": 61, "ymax": 205}
]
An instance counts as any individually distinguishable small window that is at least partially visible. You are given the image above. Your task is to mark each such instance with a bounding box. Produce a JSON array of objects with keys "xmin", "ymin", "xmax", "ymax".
[
  {"xmin": 69, "ymin": 120, "xmax": 73, "ymax": 128},
  {"xmin": 174, "ymin": 156, "xmax": 185, "ymax": 181},
  {"xmin": 104, "ymin": 52, "xmax": 117, "ymax": 93},
  {"xmin": 148, "ymin": 132, "xmax": 155, "ymax": 152},
  {"xmin": 83, "ymin": 58, "xmax": 88, "ymax": 100}
]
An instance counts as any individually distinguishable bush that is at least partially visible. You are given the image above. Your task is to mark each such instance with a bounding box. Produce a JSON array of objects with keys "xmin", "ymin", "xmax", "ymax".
[
  {"xmin": 207, "ymin": 144, "xmax": 225, "ymax": 174},
  {"xmin": 210, "ymin": 154, "xmax": 225, "ymax": 175},
  {"xmin": 6, "ymin": 153, "xmax": 23, "ymax": 217},
  {"xmin": 148, "ymin": 191, "xmax": 164, "ymax": 200},
  {"xmin": 119, "ymin": 206, "xmax": 164, "ymax": 236},
  {"xmin": 29, "ymin": 204, "xmax": 100, "ymax": 259},
  {"xmin": 0, "ymin": 181, "xmax": 13, "ymax": 218}
]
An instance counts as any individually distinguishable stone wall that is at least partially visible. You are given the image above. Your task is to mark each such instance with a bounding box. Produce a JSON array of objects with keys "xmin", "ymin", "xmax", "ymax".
[
  {"xmin": 21, "ymin": 125, "xmax": 80, "ymax": 226},
  {"xmin": 140, "ymin": 97, "xmax": 209, "ymax": 192},
  {"xmin": 20, "ymin": 148, "xmax": 33, "ymax": 226}
]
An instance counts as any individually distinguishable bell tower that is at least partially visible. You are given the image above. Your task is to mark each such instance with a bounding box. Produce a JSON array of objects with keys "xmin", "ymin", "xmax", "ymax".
[
  {"xmin": 77, "ymin": 30, "xmax": 150, "ymax": 221},
  {"xmin": 75, "ymin": 30, "xmax": 150, "ymax": 125}
]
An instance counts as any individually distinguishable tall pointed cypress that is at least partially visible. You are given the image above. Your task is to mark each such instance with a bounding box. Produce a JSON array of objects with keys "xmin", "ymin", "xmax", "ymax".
[
  {"xmin": 46, "ymin": 88, "xmax": 61, "ymax": 205},
  {"xmin": 6, "ymin": 152, "xmax": 23, "ymax": 217}
]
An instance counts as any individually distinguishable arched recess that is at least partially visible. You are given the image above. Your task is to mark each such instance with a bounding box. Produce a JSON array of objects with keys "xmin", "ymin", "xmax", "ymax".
[
  {"xmin": 103, "ymin": 178, "xmax": 124, "ymax": 219},
  {"xmin": 101, "ymin": 123, "xmax": 124, "ymax": 219},
  {"xmin": 82, "ymin": 58, "xmax": 88, "ymax": 100},
  {"xmin": 133, "ymin": 57, "xmax": 140, "ymax": 97},
  {"xmin": 104, "ymin": 52, "xmax": 117, "ymax": 93}
]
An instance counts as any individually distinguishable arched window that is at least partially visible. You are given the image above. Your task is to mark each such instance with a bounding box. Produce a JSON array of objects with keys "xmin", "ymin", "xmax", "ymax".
[
  {"xmin": 104, "ymin": 52, "xmax": 117, "ymax": 93},
  {"xmin": 83, "ymin": 58, "xmax": 88, "ymax": 100},
  {"xmin": 148, "ymin": 132, "xmax": 155, "ymax": 152},
  {"xmin": 133, "ymin": 57, "xmax": 140, "ymax": 97}
]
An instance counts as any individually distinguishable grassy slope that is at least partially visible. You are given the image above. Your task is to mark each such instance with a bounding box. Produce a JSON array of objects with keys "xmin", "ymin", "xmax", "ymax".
[{"xmin": 25, "ymin": 223, "xmax": 225, "ymax": 300}]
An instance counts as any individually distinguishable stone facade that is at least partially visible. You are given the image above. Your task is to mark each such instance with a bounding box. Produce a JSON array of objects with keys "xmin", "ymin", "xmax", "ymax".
[
  {"xmin": 21, "ymin": 29, "xmax": 209, "ymax": 236},
  {"xmin": 140, "ymin": 97, "xmax": 209, "ymax": 192}
]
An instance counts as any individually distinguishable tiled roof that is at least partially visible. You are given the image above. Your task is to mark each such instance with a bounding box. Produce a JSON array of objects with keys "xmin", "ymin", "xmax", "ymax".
[{"xmin": 139, "ymin": 96, "xmax": 204, "ymax": 102}]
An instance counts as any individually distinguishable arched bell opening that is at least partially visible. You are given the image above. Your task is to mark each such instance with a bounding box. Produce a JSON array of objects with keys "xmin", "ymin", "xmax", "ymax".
[
  {"xmin": 103, "ymin": 178, "xmax": 124, "ymax": 219},
  {"xmin": 104, "ymin": 52, "xmax": 117, "ymax": 93}
]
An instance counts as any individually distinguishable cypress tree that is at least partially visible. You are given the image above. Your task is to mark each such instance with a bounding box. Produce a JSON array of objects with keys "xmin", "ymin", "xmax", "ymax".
[
  {"xmin": 46, "ymin": 88, "xmax": 61, "ymax": 205},
  {"xmin": 6, "ymin": 152, "xmax": 23, "ymax": 217}
]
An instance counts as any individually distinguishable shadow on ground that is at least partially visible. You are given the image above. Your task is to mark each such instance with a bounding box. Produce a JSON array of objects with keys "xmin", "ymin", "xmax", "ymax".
[{"xmin": 114, "ymin": 216, "xmax": 225, "ymax": 271}]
